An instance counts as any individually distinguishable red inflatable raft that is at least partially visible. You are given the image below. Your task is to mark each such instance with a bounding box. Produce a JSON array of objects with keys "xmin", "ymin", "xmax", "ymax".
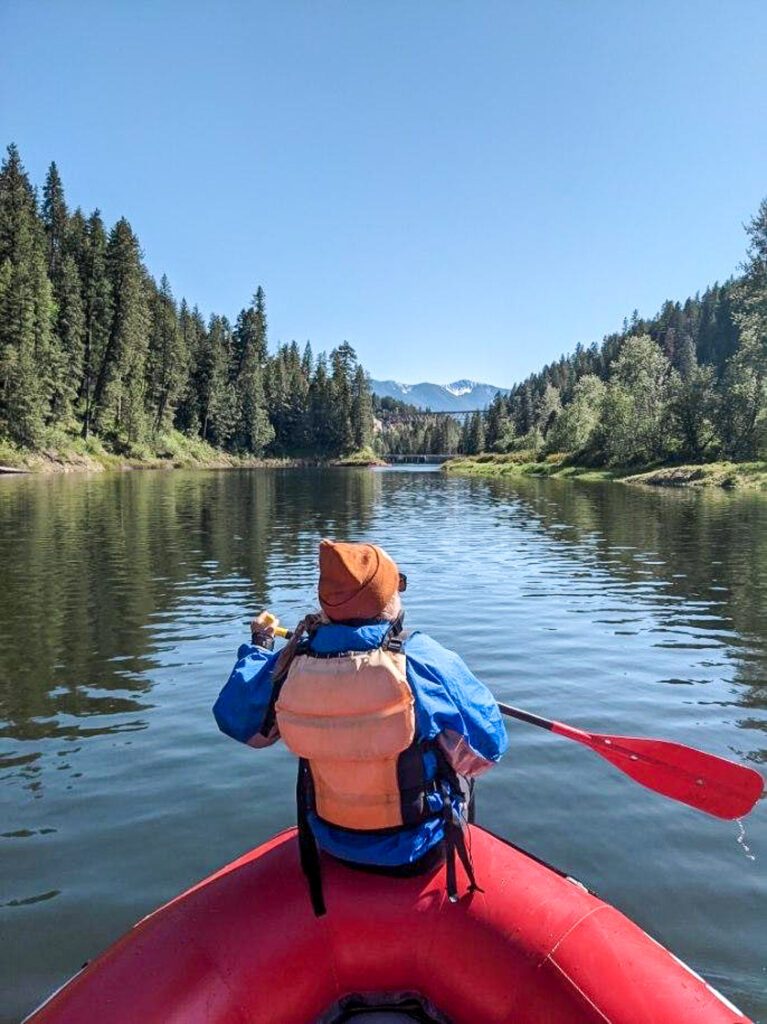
[{"xmin": 25, "ymin": 825, "xmax": 750, "ymax": 1024}]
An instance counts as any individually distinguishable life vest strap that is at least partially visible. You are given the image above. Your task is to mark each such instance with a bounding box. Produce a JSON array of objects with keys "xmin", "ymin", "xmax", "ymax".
[
  {"xmin": 438, "ymin": 768, "xmax": 482, "ymax": 903},
  {"xmin": 296, "ymin": 759, "xmax": 326, "ymax": 917}
]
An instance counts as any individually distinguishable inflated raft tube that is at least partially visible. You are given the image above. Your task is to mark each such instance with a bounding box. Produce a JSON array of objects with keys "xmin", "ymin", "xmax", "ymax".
[{"xmin": 25, "ymin": 825, "xmax": 750, "ymax": 1024}]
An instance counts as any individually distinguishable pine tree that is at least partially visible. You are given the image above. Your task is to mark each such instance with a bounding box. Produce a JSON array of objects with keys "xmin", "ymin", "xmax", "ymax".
[
  {"xmin": 308, "ymin": 354, "xmax": 334, "ymax": 453},
  {"xmin": 50, "ymin": 254, "xmax": 85, "ymax": 422},
  {"xmin": 93, "ymin": 218, "xmax": 149, "ymax": 439},
  {"xmin": 146, "ymin": 274, "xmax": 186, "ymax": 433},
  {"xmin": 329, "ymin": 341, "xmax": 357, "ymax": 454},
  {"xmin": 464, "ymin": 411, "xmax": 485, "ymax": 455},
  {"xmin": 718, "ymin": 199, "xmax": 767, "ymax": 458},
  {"xmin": 351, "ymin": 364, "xmax": 373, "ymax": 450},
  {"xmin": 485, "ymin": 393, "xmax": 513, "ymax": 451},
  {"xmin": 42, "ymin": 162, "xmax": 68, "ymax": 279},
  {"xmin": 252, "ymin": 286, "xmax": 268, "ymax": 365},
  {"xmin": 231, "ymin": 294, "xmax": 273, "ymax": 453},
  {"xmin": 516, "ymin": 382, "xmax": 534, "ymax": 436},
  {"xmin": 283, "ymin": 341, "xmax": 310, "ymax": 450},
  {"xmin": 206, "ymin": 316, "xmax": 237, "ymax": 446},
  {"xmin": 80, "ymin": 211, "xmax": 112, "ymax": 438},
  {"xmin": 302, "ymin": 341, "xmax": 314, "ymax": 379},
  {"xmin": 175, "ymin": 302, "xmax": 206, "ymax": 433},
  {"xmin": 0, "ymin": 144, "xmax": 54, "ymax": 445}
]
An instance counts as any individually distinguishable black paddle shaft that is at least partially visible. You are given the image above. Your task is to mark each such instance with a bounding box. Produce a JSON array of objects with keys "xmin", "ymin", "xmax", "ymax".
[{"xmin": 497, "ymin": 702, "xmax": 555, "ymax": 732}]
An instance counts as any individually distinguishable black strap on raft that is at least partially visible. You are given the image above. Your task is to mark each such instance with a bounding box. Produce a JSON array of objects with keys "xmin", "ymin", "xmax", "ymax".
[
  {"xmin": 436, "ymin": 747, "xmax": 482, "ymax": 903},
  {"xmin": 296, "ymin": 759, "xmax": 326, "ymax": 917},
  {"xmin": 440, "ymin": 780, "xmax": 481, "ymax": 902}
]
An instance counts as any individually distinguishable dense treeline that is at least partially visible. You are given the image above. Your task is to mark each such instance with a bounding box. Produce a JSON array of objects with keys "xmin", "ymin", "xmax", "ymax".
[
  {"xmin": 0, "ymin": 145, "xmax": 374, "ymax": 459},
  {"xmin": 372, "ymin": 395, "xmax": 462, "ymax": 455},
  {"xmin": 476, "ymin": 199, "xmax": 767, "ymax": 464},
  {"xmin": 377, "ymin": 199, "xmax": 767, "ymax": 463},
  {"xmin": 373, "ymin": 394, "xmax": 492, "ymax": 457}
]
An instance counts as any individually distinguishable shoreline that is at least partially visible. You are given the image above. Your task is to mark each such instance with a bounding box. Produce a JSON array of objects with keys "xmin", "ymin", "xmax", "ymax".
[
  {"xmin": 442, "ymin": 453, "xmax": 767, "ymax": 490},
  {"xmin": 0, "ymin": 437, "xmax": 387, "ymax": 475}
]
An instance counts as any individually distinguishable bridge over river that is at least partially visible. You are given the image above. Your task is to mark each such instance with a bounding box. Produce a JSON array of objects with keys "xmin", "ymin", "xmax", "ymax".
[{"xmin": 383, "ymin": 453, "xmax": 454, "ymax": 464}]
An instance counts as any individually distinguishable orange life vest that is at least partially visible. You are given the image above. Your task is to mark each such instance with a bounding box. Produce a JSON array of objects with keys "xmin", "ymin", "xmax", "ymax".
[{"xmin": 276, "ymin": 645, "xmax": 417, "ymax": 830}]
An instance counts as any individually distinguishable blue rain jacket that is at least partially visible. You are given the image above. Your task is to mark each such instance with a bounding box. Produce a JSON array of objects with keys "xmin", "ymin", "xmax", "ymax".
[{"xmin": 213, "ymin": 622, "xmax": 507, "ymax": 866}]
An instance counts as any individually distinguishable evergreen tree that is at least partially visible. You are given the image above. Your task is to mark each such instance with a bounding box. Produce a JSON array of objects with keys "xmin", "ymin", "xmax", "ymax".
[
  {"xmin": 718, "ymin": 199, "xmax": 767, "ymax": 458},
  {"xmin": 80, "ymin": 211, "xmax": 112, "ymax": 438},
  {"xmin": 93, "ymin": 218, "xmax": 149, "ymax": 439},
  {"xmin": 329, "ymin": 341, "xmax": 357, "ymax": 453},
  {"xmin": 231, "ymin": 293, "xmax": 273, "ymax": 453},
  {"xmin": 307, "ymin": 354, "xmax": 334, "ymax": 453},
  {"xmin": 50, "ymin": 254, "xmax": 85, "ymax": 422},
  {"xmin": 174, "ymin": 301, "xmax": 207, "ymax": 434},
  {"xmin": 206, "ymin": 316, "xmax": 238, "ymax": 446},
  {"xmin": 0, "ymin": 144, "xmax": 54, "ymax": 445},
  {"xmin": 42, "ymin": 162, "xmax": 68, "ymax": 279},
  {"xmin": 146, "ymin": 274, "xmax": 186, "ymax": 433},
  {"xmin": 515, "ymin": 382, "xmax": 534, "ymax": 435},
  {"xmin": 485, "ymin": 392, "xmax": 513, "ymax": 451},
  {"xmin": 463, "ymin": 411, "xmax": 485, "ymax": 455},
  {"xmin": 351, "ymin": 364, "xmax": 373, "ymax": 449},
  {"xmin": 302, "ymin": 341, "xmax": 314, "ymax": 379}
]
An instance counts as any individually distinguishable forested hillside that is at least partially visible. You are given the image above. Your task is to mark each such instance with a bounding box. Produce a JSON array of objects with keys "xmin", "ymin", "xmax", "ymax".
[
  {"xmin": 379, "ymin": 198, "xmax": 767, "ymax": 464},
  {"xmin": 473, "ymin": 198, "xmax": 767, "ymax": 465},
  {"xmin": 0, "ymin": 145, "xmax": 374, "ymax": 463}
]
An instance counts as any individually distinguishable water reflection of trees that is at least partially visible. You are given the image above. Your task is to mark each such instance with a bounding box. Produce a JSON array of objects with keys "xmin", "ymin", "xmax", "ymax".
[
  {"xmin": 476, "ymin": 475, "xmax": 767, "ymax": 730},
  {"xmin": 0, "ymin": 468, "xmax": 378, "ymax": 746}
]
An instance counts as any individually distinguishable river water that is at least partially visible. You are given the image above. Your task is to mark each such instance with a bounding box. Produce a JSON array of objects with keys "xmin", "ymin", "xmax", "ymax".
[{"xmin": 0, "ymin": 466, "xmax": 765, "ymax": 1021}]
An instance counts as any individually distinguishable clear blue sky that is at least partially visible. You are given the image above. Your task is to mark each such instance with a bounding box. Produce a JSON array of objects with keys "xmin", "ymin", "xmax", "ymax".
[{"xmin": 2, "ymin": 1, "xmax": 766, "ymax": 386}]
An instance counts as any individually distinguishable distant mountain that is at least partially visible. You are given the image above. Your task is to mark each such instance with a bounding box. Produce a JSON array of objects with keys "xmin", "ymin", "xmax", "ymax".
[{"xmin": 370, "ymin": 378, "xmax": 508, "ymax": 412}]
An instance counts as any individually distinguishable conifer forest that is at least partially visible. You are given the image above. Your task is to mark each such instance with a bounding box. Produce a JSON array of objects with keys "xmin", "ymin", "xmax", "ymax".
[
  {"xmin": 379, "ymin": 196, "xmax": 767, "ymax": 466},
  {"xmin": 0, "ymin": 145, "xmax": 374, "ymax": 462}
]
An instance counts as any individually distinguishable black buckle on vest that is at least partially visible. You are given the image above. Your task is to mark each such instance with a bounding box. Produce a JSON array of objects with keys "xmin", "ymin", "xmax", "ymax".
[{"xmin": 383, "ymin": 613, "xmax": 407, "ymax": 653}]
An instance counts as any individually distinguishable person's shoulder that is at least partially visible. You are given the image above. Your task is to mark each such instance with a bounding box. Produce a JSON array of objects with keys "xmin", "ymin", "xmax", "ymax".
[{"xmin": 403, "ymin": 630, "xmax": 461, "ymax": 666}]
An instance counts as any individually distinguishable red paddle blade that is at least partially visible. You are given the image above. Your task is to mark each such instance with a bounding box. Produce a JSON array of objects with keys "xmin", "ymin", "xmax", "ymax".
[{"xmin": 579, "ymin": 732, "xmax": 764, "ymax": 820}]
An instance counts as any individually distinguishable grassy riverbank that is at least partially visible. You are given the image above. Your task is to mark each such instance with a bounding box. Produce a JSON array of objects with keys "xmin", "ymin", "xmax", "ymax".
[
  {"xmin": 443, "ymin": 452, "xmax": 767, "ymax": 490},
  {"xmin": 0, "ymin": 433, "xmax": 385, "ymax": 474}
]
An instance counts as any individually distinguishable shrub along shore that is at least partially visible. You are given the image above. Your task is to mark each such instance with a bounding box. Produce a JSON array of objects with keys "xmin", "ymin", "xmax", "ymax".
[{"xmin": 443, "ymin": 452, "xmax": 767, "ymax": 490}]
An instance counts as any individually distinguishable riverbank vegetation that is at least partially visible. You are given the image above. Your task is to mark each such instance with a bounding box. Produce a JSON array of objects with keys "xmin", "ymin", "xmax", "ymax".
[
  {"xmin": 444, "ymin": 452, "xmax": 767, "ymax": 489},
  {"xmin": 467, "ymin": 198, "xmax": 766, "ymax": 467},
  {"xmin": 396, "ymin": 197, "xmax": 767, "ymax": 474},
  {"xmin": 0, "ymin": 145, "xmax": 376, "ymax": 471}
]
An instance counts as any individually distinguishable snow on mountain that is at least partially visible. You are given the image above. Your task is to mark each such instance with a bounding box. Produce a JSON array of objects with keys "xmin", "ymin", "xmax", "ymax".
[
  {"xmin": 445, "ymin": 379, "xmax": 475, "ymax": 397},
  {"xmin": 370, "ymin": 378, "xmax": 508, "ymax": 412}
]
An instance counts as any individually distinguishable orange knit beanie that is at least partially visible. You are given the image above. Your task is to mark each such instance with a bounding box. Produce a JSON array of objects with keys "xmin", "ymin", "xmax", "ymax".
[{"xmin": 318, "ymin": 539, "xmax": 400, "ymax": 622}]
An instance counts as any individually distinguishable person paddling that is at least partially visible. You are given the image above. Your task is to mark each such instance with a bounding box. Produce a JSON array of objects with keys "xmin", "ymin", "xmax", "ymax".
[{"xmin": 213, "ymin": 539, "xmax": 507, "ymax": 914}]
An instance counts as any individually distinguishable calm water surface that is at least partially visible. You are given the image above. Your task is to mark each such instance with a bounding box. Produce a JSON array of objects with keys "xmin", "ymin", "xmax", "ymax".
[{"xmin": 1, "ymin": 467, "xmax": 765, "ymax": 1021}]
